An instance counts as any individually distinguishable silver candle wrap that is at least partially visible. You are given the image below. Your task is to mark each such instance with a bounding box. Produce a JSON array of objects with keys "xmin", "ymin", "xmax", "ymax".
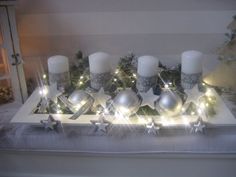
[
  {"xmin": 90, "ymin": 72, "xmax": 111, "ymax": 91},
  {"xmin": 181, "ymin": 72, "xmax": 202, "ymax": 90},
  {"xmin": 49, "ymin": 71, "xmax": 70, "ymax": 92},
  {"xmin": 136, "ymin": 74, "xmax": 157, "ymax": 92}
]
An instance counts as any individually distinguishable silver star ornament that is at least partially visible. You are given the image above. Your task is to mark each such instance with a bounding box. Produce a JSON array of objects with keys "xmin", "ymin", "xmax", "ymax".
[
  {"xmin": 190, "ymin": 117, "xmax": 206, "ymax": 134},
  {"xmin": 40, "ymin": 115, "xmax": 60, "ymax": 130},
  {"xmin": 184, "ymin": 85, "xmax": 205, "ymax": 105},
  {"xmin": 91, "ymin": 116, "xmax": 111, "ymax": 133},
  {"xmin": 145, "ymin": 119, "xmax": 161, "ymax": 136},
  {"xmin": 139, "ymin": 88, "xmax": 159, "ymax": 109},
  {"xmin": 93, "ymin": 87, "xmax": 111, "ymax": 108}
]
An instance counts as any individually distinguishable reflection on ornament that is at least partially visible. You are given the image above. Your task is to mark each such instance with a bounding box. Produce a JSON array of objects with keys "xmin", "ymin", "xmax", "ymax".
[
  {"xmin": 156, "ymin": 90, "xmax": 183, "ymax": 117},
  {"xmin": 139, "ymin": 88, "xmax": 159, "ymax": 109},
  {"xmin": 113, "ymin": 89, "xmax": 141, "ymax": 117},
  {"xmin": 68, "ymin": 90, "xmax": 94, "ymax": 119},
  {"xmin": 190, "ymin": 117, "xmax": 206, "ymax": 134}
]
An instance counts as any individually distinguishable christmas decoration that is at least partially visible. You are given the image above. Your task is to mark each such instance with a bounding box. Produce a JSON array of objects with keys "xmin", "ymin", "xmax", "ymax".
[
  {"xmin": 113, "ymin": 53, "xmax": 137, "ymax": 89},
  {"xmin": 91, "ymin": 116, "xmax": 111, "ymax": 133},
  {"xmin": 89, "ymin": 52, "xmax": 112, "ymax": 90},
  {"xmin": 47, "ymin": 83, "xmax": 62, "ymax": 103},
  {"xmin": 91, "ymin": 87, "xmax": 111, "ymax": 108},
  {"xmin": 27, "ymin": 50, "xmax": 228, "ymax": 137},
  {"xmin": 136, "ymin": 56, "xmax": 159, "ymax": 92},
  {"xmin": 112, "ymin": 89, "xmax": 141, "ymax": 117},
  {"xmin": 184, "ymin": 85, "xmax": 205, "ymax": 105},
  {"xmin": 68, "ymin": 90, "xmax": 94, "ymax": 119},
  {"xmin": 190, "ymin": 117, "xmax": 206, "ymax": 134},
  {"xmin": 139, "ymin": 88, "xmax": 159, "ymax": 110},
  {"xmin": 145, "ymin": 118, "xmax": 161, "ymax": 136},
  {"xmin": 218, "ymin": 15, "xmax": 236, "ymax": 62},
  {"xmin": 48, "ymin": 55, "xmax": 70, "ymax": 92},
  {"xmin": 181, "ymin": 50, "xmax": 203, "ymax": 89},
  {"xmin": 40, "ymin": 115, "xmax": 60, "ymax": 130},
  {"xmin": 156, "ymin": 90, "xmax": 183, "ymax": 117}
]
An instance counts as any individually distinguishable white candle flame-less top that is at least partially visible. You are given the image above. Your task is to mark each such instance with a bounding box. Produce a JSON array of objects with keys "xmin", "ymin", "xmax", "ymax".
[
  {"xmin": 89, "ymin": 52, "xmax": 111, "ymax": 73},
  {"xmin": 181, "ymin": 50, "xmax": 203, "ymax": 74},
  {"xmin": 48, "ymin": 55, "xmax": 69, "ymax": 74},
  {"xmin": 137, "ymin": 56, "xmax": 159, "ymax": 77}
]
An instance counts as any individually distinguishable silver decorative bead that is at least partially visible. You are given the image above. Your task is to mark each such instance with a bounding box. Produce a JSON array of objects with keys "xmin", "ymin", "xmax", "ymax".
[
  {"xmin": 113, "ymin": 89, "xmax": 141, "ymax": 117},
  {"xmin": 156, "ymin": 90, "xmax": 183, "ymax": 117}
]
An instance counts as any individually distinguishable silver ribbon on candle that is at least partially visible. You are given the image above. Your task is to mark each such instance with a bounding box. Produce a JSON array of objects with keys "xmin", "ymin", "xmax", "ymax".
[
  {"xmin": 90, "ymin": 72, "xmax": 111, "ymax": 91},
  {"xmin": 181, "ymin": 72, "xmax": 202, "ymax": 90},
  {"xmin": 136, "ymin": 74, "xmax": 157, "ymax": 92},
  {"xmin": 49, "ymin": 71, "xmax": 70, "ymax": 92}
]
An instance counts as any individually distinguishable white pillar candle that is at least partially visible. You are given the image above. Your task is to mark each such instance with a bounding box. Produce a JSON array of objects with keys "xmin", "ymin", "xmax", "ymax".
[
  {"xmin": 47, "ymin": 55, "xmax": 70, "ymax": 91},
  {"xmin": 89, "ymin": 52, "xmax": 111, "ymax": 73},
  {"xmin": 89, "ymin": 52, "xmax": 112, "ymax": 90},
  {"xmin": 137, "ymin": 56, "xmax": 159, "ymax": 77},
  {"xmin": 48, "ymin": 55, "xmax": 69, "ymax": 74},
  {"xmin": 181, "ymin": 50, "xmax": 203, "ymax": 74}
]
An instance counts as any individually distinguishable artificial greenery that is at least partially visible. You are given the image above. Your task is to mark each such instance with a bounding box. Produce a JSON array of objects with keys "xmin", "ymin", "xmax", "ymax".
[{"xmin": 112, "ymin": 53, "xmax": 137, "ymax": 89}]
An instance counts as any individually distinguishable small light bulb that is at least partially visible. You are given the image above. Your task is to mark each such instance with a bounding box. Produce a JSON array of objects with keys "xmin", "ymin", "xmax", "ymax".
[
  {"xmin": 133, "ymin": 73, "xmax": 137, "ymax": 77},
  {"xmin": 115, "ymin": 70, "xmax": 119, "ymax": 74},
  {"xmin": 191, "ymin": 111, "xmax": 195, "ymax": 115},
  {"xmin": 57, "ymin": 110, "xmax": 62, "ymax": 114},
  {"xmin": 43, "ymin": 74, "xmax": 46, "ymax": 79},
  {"xmin": 104, "ymin": 108, "xmax": 109, "ymax": 114},
  {"xmin": 113, "ymin": 78, "xmax": 117, "ymax": 82},
  {"xmin": 164, "ymin": 84, "xmax": 169, "ymax": 89},
  {"xmin": 79, "ymin": 81, "xmax": 83, "ymax": 85},
  {"xmin": 80, "ymin": 76, "xmax": 84, "ymax": 79},
  {"xmin": 132, "ymin": 80, "xmax": 135, "ymax": 83}
]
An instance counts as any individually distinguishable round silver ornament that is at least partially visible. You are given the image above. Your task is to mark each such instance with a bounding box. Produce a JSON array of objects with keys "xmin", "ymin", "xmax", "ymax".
[
  {"xmin": 113, "ymin": 89, "xmax": 141, "ymax": 117},
  {"xmin": 156, "ymin": 90, "xmax": 183, "ymax": 117},
  {"xmin": 68, "ymin": 90, "xmax": 94, "ymax": 119}
]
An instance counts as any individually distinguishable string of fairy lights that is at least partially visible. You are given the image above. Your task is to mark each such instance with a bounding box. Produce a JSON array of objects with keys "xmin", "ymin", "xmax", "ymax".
[{"xmin": 36, "ymin": 52, "xmax": 218, "ymax": 135}]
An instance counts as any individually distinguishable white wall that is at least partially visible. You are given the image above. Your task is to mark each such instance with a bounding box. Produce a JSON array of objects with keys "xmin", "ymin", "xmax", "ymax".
[{"xmin": 15, "ymin": 0, "xmax": 236, "ymax": 88}]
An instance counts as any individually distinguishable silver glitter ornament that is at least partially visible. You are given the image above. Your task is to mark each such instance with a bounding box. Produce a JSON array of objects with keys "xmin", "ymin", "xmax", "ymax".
[
  {"xmin": 156, "ymin": 90, "xmax": 183, "ymax": 117},
  {"xmin": 68, "ymin": 90, "xmax": 94, "ymax": 119},
  {"xmin": 113, "ymin": 89, "xmax": 141, "ymax": 117},
  {"xmin": 58, "ymin": 90, "xmax": 94, "ymax": 119}
]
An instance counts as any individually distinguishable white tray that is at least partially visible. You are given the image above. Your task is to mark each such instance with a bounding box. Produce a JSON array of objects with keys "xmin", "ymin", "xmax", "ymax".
[{"xmin": 11, "ymin": 88, "xmax": 236, "ymax": 128}]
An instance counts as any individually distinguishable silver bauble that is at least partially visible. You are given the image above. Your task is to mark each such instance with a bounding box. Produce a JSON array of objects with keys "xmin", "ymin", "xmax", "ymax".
[
  {"xmin": 113, "ymin": 89, "xmax": 141, "ymax": 117},
  {"xmin": 156, "ymin": 90, "xmax": 183, "ymax": 117},
  {"xmin": 68, "ymin": 90, "xmax": 94, "ymax": 119}
]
